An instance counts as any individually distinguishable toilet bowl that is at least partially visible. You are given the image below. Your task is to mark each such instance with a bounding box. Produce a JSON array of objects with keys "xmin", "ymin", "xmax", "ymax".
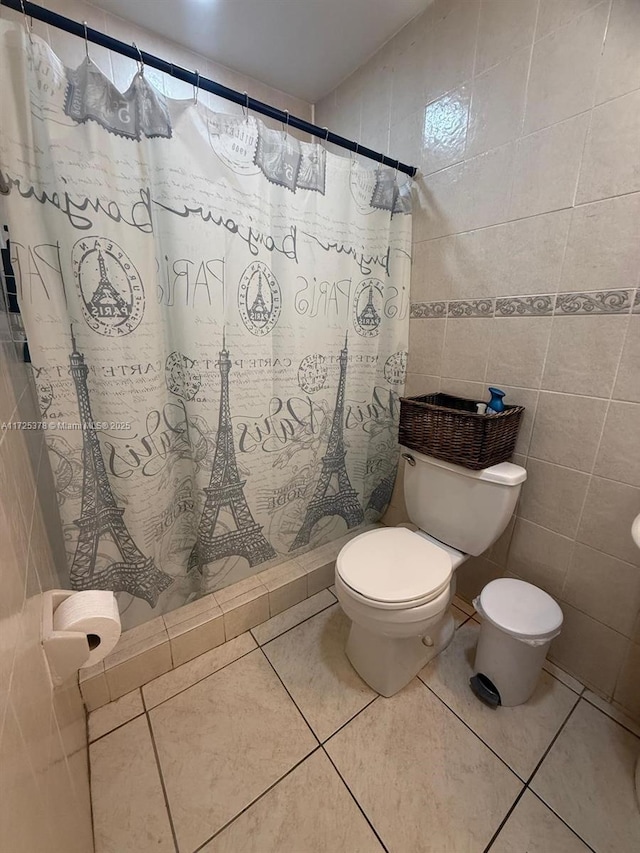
[
  {"xmin": 335, "ymin": 447, "xmax": 527, "ymax": 696},
  {"xmin": 336, "ymin": 526, "xmax": 466, "ymax": 696}
]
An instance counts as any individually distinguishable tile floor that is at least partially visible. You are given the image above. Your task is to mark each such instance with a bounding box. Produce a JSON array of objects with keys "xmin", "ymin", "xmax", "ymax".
[{"xmin": 89, "ymin": 590, "xmax": 640, "ymax": 853}]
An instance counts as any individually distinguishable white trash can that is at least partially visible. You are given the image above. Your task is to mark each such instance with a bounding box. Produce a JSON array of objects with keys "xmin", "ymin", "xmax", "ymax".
[{"xmin": 471, "ymin": 578, "xmax": 563, "ymax": 707}]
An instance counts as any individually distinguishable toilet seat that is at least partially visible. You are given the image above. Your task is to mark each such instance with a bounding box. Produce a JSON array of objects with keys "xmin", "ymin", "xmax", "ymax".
[{"xmin": 337, "ymin": 527, "xmax": 453, "ymax": 610}]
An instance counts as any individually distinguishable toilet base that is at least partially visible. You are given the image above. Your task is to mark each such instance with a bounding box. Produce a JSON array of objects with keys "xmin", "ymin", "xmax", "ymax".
[{"xmin": 346, "ymin": 611, "xmax": 455, "ymax": 697}]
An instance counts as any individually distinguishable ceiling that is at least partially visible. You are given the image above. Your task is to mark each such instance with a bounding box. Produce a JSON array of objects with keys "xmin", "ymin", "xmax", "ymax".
[{"xmin": 93, "ymin": 0, "xmax": 432, "ymax": 102}]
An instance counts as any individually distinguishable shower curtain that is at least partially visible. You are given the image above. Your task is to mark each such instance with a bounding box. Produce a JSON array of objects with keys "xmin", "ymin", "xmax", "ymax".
[{"xmin": 0, "ymin": 22, "xmax": 412, "ymax": 629}]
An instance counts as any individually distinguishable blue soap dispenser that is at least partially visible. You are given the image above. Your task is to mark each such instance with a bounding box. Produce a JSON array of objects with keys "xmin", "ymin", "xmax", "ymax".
[{"xmin": 487, "ymin": 387, "xmax": 506, "ymax": 414}]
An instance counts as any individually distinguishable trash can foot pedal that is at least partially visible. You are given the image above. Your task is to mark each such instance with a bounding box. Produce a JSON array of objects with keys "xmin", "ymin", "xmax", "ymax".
[{"xmin": 470, "ymin": 673, "xmax": 501, "ymax": 707}]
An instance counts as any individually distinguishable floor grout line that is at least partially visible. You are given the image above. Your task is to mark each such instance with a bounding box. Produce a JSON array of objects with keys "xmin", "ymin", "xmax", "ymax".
[
  {"xmin": 251, "ymin": 592, "xmax": 338, "ymax": 648},
  {"xmin": 321, "ymin": 744, "xmax": 390, "ymax": 853},
  {"xmin": 524, "ymin": 694, "xmax": 581, "ymax": 787},
  {"xmin": 525, "ymin": 788, "xmax": 599, "ymax": 853},
  {"xmin": 144, "ymin": 711, "xmax": 180, "ymax": 853},
  {"xmin": 257, "ymin": 646, "xmax": 322, "ymax": 747},
  {"xmin": 192, "ymin": 745, "xmax": 324, "ymax": 852},
  {"xmin": 580, "ymin": 693, "xmax": 640, "ymax": 740},
  {"xmin": 482, "ymin": 785, "xmax": 528, "ymax": 853},
  {"xmin": 417, "ymin": 677, "xmax": 528, "ymax": 784}
]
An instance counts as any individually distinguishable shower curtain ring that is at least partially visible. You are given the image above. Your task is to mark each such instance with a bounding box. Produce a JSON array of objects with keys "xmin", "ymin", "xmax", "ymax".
[
  {"xmin": 19, "ymin": 0, "xmax": 33, "ymax": 44},
  {"xmin": 193, "ymin": 69, "xmax": 200, "ymax": 105},
  {"xmin": 282, "ymin": 110, "xmax": 290, "ymax": 133},
  {"xmin": 132, "ymin": 42, "xmax": 144, "ymax": 76},
  {"xmin": 242, "ymin": 92, "xmax": 249, "ymax": 120},
  {"xmin": 82, "ymin": 21, "xmax": 91, "ymax": 63}
]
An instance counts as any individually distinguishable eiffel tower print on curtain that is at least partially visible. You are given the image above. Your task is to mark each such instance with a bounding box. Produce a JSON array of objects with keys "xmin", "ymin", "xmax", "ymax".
[
  {"xmin": 291, "ymin": 333, "xmax": 364, "ymax": 550},
  {"xmin": 68, "ymin": 329, "xmax": 173, "ymax": 606},
  {"xmin": 189, "ymin": 332, "xmax": 276, "ymax": 574}
]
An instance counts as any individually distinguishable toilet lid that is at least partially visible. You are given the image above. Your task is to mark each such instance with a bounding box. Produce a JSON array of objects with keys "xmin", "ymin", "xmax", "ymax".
[{"xmin": 337, "ymin": 527, "xmax": 452, "ymax": 604}]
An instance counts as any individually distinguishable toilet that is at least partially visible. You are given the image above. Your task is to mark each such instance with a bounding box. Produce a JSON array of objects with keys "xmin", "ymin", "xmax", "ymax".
[{"xmin": 335, "ymin": 446, "xmax": 527, "ymax": 696}]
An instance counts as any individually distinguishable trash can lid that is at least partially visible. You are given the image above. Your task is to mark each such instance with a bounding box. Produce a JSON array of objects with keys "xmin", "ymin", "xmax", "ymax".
[{"xmin": 478, "ymin": 578, "xmax": 563, "ymax": 642}]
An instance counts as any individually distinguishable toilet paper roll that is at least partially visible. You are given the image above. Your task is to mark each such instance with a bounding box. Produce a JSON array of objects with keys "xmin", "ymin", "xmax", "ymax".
[{"xmin": 52, "ymin": 590, "xmax": 122, "ymax": 667}]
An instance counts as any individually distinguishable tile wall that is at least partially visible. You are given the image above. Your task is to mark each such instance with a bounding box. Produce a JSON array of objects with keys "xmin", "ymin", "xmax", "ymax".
[
  {"xmin": 0, "ymin": 0, "xmax": 314, "ymax": 848},
  {"xmin": 316, "ymin": 0, "xmax": 640, "ymax": 717},
  {"xmin": 0, "ymin": 309, "xmax": 93, "ymax": 846}
]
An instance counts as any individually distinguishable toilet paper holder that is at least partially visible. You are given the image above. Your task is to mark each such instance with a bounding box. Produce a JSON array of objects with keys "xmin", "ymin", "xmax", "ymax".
[{"xmin": 42, "ymin": 589, "xmax": 92, "ymax": 686}]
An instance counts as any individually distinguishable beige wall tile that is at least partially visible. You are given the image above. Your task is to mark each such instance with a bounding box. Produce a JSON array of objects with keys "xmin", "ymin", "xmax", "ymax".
[
  {"xmin": 167, "ymin": 610, "xmax": 226, "ymax": 667},
  {"xmin": 510, "ymin": 113, "xmax": 590, "ymax": 219},
  {"xmin": 501, "ymin": 210, "xmax": 571, "ymax": 297},
  {"xmin": 564, "ymin": 543, "xmax": 640, "ymax": 636},
  {"xmin": 439, "ymin": 378, "xmax": 486, "ymax": 400},
  {"xmin": 404, "ymin": 373, "xmax": 440, "ymax": 398},
  {"xmin": 613, "ymin": 316, "xmax": 640, "ymax": 403},
  {"xmin": 306, "ymin": 560, "xmax": 337, "ymax": 597},
  {"xmin": 455, "ymin": 555, "xmax": 504, "ymax": 603},
  {"xmin": 561, "ymin": 193, "xmax": 640, "ymax": 292},
  {"xmin": 485, "ymin": 317, "xmax": 552, "ymax": 388},
  {"xmin": 596, "ymin": 0, "xmax": 640, "ymax": 104},
  {"xmin": 494, "ymin": 386, "xmax": 538, "ymax": 456},
  {"xmin": 549, "ymin": 603, "xmax": 628, "ymax": 695},
  {"xmin": 163, "ymin": 593, "xmax": 221, "ymax": 630},
  {"xmin": 105, "ymin": 637, "xmax": 173, "ymax": 700},
  {"xmin": 467, "ymin": 48, "xmax": 529, "ymax": 158},
  {"xmin": 461, "ymin": 142, "xmax": 516, "ymax": 232},
  {"xmin": 576, "ymin": 89, "xmax": 640, "ymax": 204},
  {"xmin": 422, "ymin": 85, "xmax": 470, "ymax": 176},
  {"xmin": 214, "ymin": 575, "xmax": 266, "ymax": 606},
  {"xmin": 389, "ymin": 20, "xmax": 429, "ymax": 124},
  {"xmin": 411, "ymin": 236, "xmax": 455, "ymax": 302},
  {"xmin": 475, "ymin": 0, "xmax": 538, "ymax": 74},
  {"xmin": 536, "ymin": 0, "xmax": 604, "ymax": 39},
  {"xmin": 414, "ymin": 160, "xmax": 466, "ymax": 241},
  {"xmin": 518, "ymin": 459, "xmax": 590, "ymax": 538},
  {"xmin": 507, "ymin": 518, "xmax": 574, "ymax": 597},
  {"xmin": 220, "ymin": 588, "xmax": 270, "ymax": 640},
  {"xmin": 452, "ymin": 224, "xmax": 507, "ymax": 299},
  {"xmin": 541, "ymin": 315, "xmax": 628, "ymax": 396},
  {"xmin": 441, "ymin": 318, "xmax": 493, "ymax": 381},
  {"xmin": 524, "ymin": 2, "xmax": 608, "ymax": 133},
  {"xmin": 259, "ymin": 560, "xmax": 308, "ymax": 617},
  {"xmin": 390, "ymin": 108, "xmax": 423, "ymax": 168},
  {"xmin": 594, "ymin": 402, "xmax": 640, "ymax": 487},
  {"xmin": 407, "ymin": 318, "xmax": 445, "ymax": 375},
  {"xmin": 577, "ymin": 476, "xmax": 640, "ymax": 566},
  {"xmin": 422, "ymin": 0, "xmax": 478, "ymax": 105},
  {"xmin": 79, "ymin": 670, "xmax": 111, "ymax": 712},
  {"xmin": 529, "ymin": 392, "xmax": 608, "ymax": 472},
  {"xmin": 613, "ymin": 642, "xmax": 640, "ymax": 720}
]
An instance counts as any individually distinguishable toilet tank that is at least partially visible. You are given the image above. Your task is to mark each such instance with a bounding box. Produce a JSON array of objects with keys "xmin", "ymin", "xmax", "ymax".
[{"xmin": 401, "ymin": 446, "xmax": 526, "ymax": 556}]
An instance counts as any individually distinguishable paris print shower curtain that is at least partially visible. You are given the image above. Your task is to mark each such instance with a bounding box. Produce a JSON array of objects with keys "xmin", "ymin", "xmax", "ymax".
[{"xmin": 0, "ymin": 23, "xmax": 412, "ymax": 629}]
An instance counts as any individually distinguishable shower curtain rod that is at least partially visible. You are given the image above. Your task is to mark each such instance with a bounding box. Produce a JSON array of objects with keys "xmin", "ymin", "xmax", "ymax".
[{"xmin": 1, "ymin": 0, "xmax": 418, "ymax": 177}]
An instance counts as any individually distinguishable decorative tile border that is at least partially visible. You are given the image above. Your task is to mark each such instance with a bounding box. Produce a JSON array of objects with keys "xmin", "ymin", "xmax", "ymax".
[
  {"xmin": 447, "ymin": 299, "xmax": 494, "ymax": 318},
  {"xmin": 496, "ymin": 295, "xmax": 554, "ymax": 316},
  {"xmin": 555, "ymin": 290, "xmax": 632, "ymax": 315},
  {"xmin": 410, "ymin": 288, "xmax": 638, "ymax": 319},
  {"xmin": 410, "ymin": 301, "xmax": 447, "ymax": 318}
]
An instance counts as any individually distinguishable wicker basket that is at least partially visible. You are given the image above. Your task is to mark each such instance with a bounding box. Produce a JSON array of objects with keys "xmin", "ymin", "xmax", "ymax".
[{"xmin": 398, "ymin": 393, "xmax": 524, "ymax": 470}]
